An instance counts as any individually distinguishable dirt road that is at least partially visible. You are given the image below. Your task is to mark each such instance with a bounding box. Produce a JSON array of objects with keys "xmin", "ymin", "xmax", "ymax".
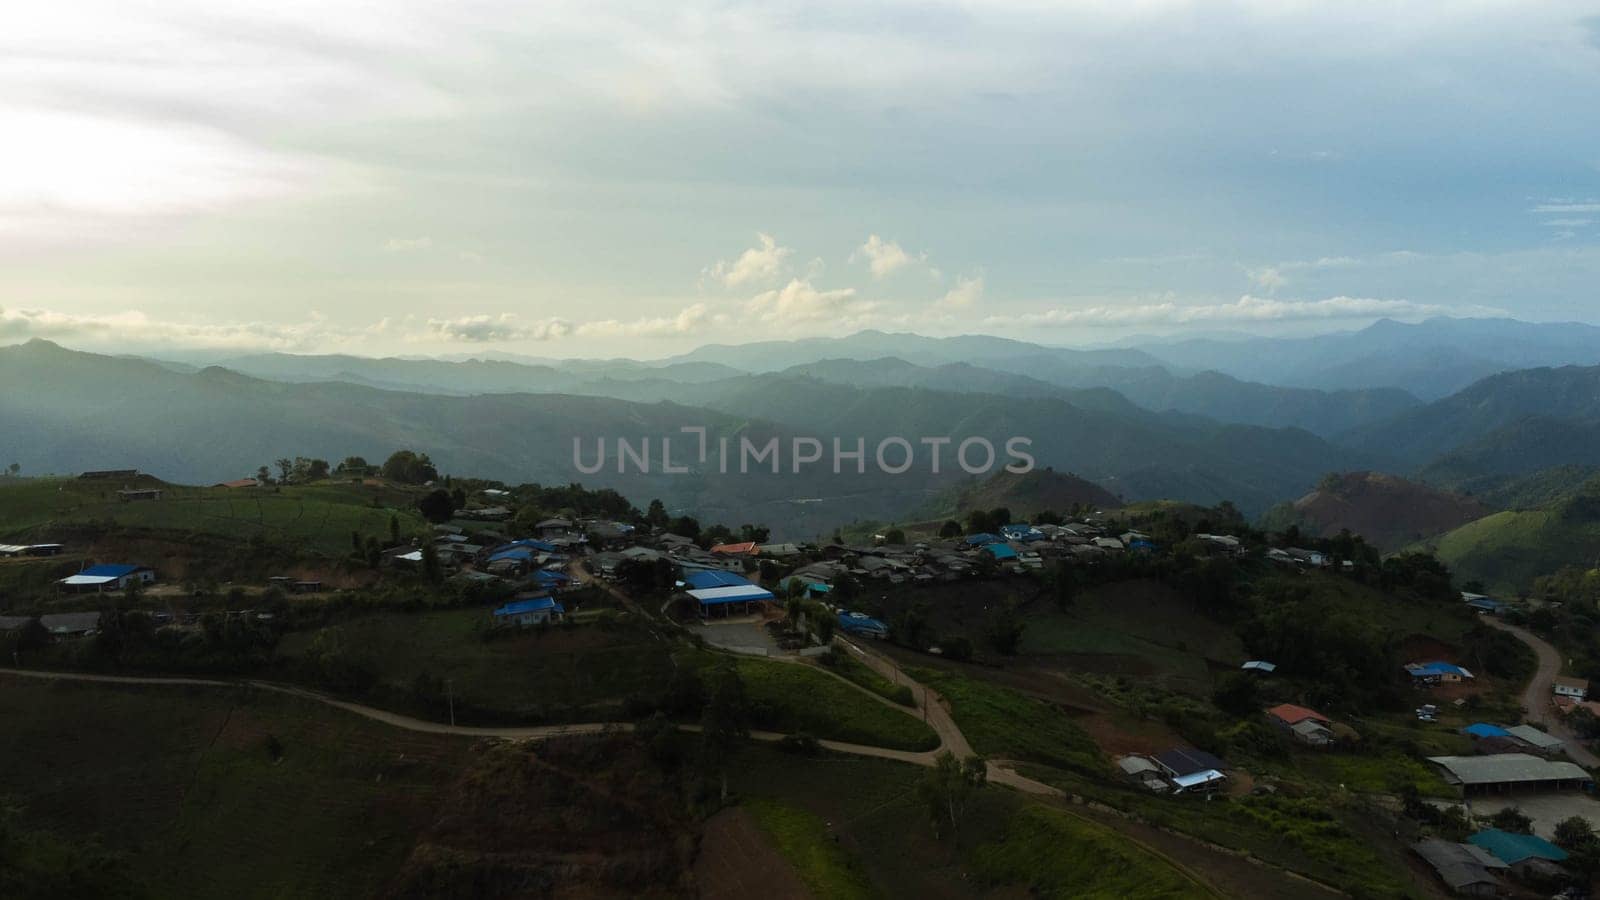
[{"xmin": 1482, "ymin": 617, "xmax": 1600, "ymax": 768}]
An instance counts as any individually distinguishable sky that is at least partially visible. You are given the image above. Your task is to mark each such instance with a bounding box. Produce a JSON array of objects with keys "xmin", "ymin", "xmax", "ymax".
[{"xmin": 2, "ymin": 0, "xmax": 1600, "ymax": 358}]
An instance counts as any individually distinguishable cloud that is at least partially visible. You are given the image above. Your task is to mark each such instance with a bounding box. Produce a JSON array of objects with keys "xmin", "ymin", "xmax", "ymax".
[
  {"xmin": 576, "ymin": 303, "xmax": 713, "ymax": 338},
  {"xmin": 745, "ymin": 278, "xmax": 869, "ymax": 324},
  {"xmin": 1530, "ymin": 203, "xmax": 1600, "ymax": 214},
  {"xmin": 0, "ymin": 305, "xmax": 338, "ymax": 350},
  {"xmin": 936, "ymin": 275, "xmax": 984, "ymax": 310},
  {"xmin": 424, "ymin": 313, "xmax": 573, "ymax": 342},
  {"xmin": 852, "ymin": 234, "xmax": 923, "ymax": 278},
  {"xmin": 1247, "ymin": 267, "xmax": 1288, "ymax": 292},
  {"xmin": 985, "ymin": 295, "xmax": 1508, "ymax": 328},
  {"xmin": 384, "ymin": 236, "xmax": 433, "ymax": 253},
  {"xmin": 1540, "ymin": 218, "xmax": 1592, "ymax": 227},
  {"xmin": 704, "ymin": 233, "xmax": 792, "ymax": 288}
]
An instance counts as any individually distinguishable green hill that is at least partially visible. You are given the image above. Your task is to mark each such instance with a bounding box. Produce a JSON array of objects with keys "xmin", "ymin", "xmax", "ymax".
[{"xmin": 1417, "ymin": 478, "xmax": 1600, "ymax": 595}]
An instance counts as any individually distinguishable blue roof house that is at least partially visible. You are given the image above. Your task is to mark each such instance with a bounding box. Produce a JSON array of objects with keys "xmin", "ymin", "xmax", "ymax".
[
  {"xmin": 493, "ymin": 595, "xmax": 565, "ymax": 627},
  {"xmin": 59, "ymin": 564, "xmax": 155, "ymax": 592},
  {"xmin": 982, "ymin": 543, "xmax": 1018, "ymax": 561},
  {"xmin": 1469, "ymin": 829, "xmax": 1568, "ymax": 866},
  {"xmin": 1461, "ymin": 723, "xmax": 1511, "ymax": 739}
]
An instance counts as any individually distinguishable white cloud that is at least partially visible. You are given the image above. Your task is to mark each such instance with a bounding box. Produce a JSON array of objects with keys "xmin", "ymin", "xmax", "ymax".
[
  {"xmin": 745, "ymin": 278, "xmax": 869, "ymax": 324},
  {"xmin": 936, "ymin": 275, "xmax": 984, "ymax": 310},
  {"xmin": 852, "ymin": 234, "xmax": 923, "ymax": 278},
  {"xmin": 985, "ymin": 295, "xmax": 1508, "ymax": 328},
  {"xmin": 1247, "ymin": 266, "xmax": 1288, "ymax": 292},
  {"xmin": 1530, "ymin": 203, "xmax": 1600, "ymax": 214},
  {"xmin": 0, "ymin": 305, "xmax": 338, "ymax": 350},
  {"xmin": 704, "ymin": 233, "xmax": 792, "ymax": 288},
  {"xmin": 1540, "ymin": 218, "xmax": 1592, "ymax": 227},
  {"xmin": 424, "ymin": 313, "xmax": 573, "ymax": 342},
  {"xmin": 384, "ymin": 236, "xmax": 433, "ymax": 253},
  {"xmin": 576, "ymin": 303, "xmax": 713, "ymax": 338}
]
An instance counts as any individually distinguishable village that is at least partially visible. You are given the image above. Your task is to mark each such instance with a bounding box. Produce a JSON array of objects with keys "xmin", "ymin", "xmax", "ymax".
[{"xmin": 5, "ymin": 468, "xmax": 1600, "ymax": 898}]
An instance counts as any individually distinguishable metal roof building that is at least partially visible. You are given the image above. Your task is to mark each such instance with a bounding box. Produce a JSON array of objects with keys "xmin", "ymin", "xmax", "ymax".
[
  {"xmin": 1412, "ymin": 838, "xmax": 1506, "ymax": 897},
  {"xmin": 1504, "ymin": 724, "xmax": 1565, "ymax": 752},
  {"xmin": 1426, "ymin": 753, "xmax": 1589, "ymax": 794}
]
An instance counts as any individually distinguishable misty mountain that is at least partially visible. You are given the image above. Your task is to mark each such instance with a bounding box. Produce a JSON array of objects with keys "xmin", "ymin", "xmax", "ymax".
[
  {"xmin": 202, "ymin": 352, "xmax": 747, "ymax": 395},
  {"xmin": 1339, "ymin": 365, "xmax": 1600, "ymax": 469},
  {"xmin": 666, "ymin": 329, "xmax": 1163, "ymax": 372},
  {"xmin": 2, "ymin": 340, "xmax": 1368, "ymax": 532},
  {"xmin": 1135, "ymin": 317, "xmax": 1600, "ymax": 399}
]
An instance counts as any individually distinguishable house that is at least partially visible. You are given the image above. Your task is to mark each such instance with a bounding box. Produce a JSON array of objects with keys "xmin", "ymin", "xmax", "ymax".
[
  {"xmin": 708, "ymin": 541, "xmax": 759, "ymax": 556},
  {"xmin": 39, "ymin": 612, "xmax": 102, "ymax": 636},
  {"xmin": 0, "ymin": 543, "xmax": 63, "ymax": 557},
  {"xmin": 1116, "ymin": 756, "xmax": 1170, "ymax": 793},
  {"xmin": 1553, "ymin": 675, "xmax": 1589, "ymax": 700},
  {"xmin": 1460, "ymin": 592, "xmax": 1508, "ymax": 615},
  {"xmin": 681, "ymin": 569, "xmax": 773, "ymax": 617},
  {"xmin": 492, "ymin": 595, "xmax": 565, "ymax": 627},
  {"xmin": 1240, "ymin": 660, "xmax": 1277, "ymax": 674},
  {"xmin": 1195, "ymin": 533, "xmax": 1242, "ymax": 553},
  {"xmin": 1468, "ymin": 828, "xmax": 1568, "ymax": 873},
  {"xmin": 214, "ymin": 478, "xmax": 259, "ymax": 488},
  {"xmin": 1425, "ymin": 753, "xmax": 1590, "ymax": 795},
  {"xmin": 1092, "ymin": 536, "xmax": 1125, "ymax": 551},
  {"xmin": 1265, "ymin": 704, "xmax": 1334, "ymax": 746},
  {"xmin": 58, "ymin": 564, "xmax": 155, "ymax": 592},
  {"xmin": 1504, "ymin": 724, "xmax": 1566, "ymax": 756},
  {"xmin": 758, "ymin": 542, "xmax": 803, "ymax": 558},
  {"xmin": 964, "ymin": 532, "xmax": 1004, "ymax": 546},
  {"xmin": 535, "ymin": 518, "xmax": 573, "ymax": 537},
  {"xmin": 1285, "ymin": 547, "xmax": 1326, "ymax": 567},
  {"xmin": 1411, "ymin": 839, "xmax": 1506, "ymax": 897},
  {"xmin": 837, "ymin": 611, "xmax": 889, "ymax": 639},
  {"xmin": 981, "ymin": 542, "xmax": 1018, "ymax": 562},
  {"xmin": 117, "ymin": 488, "xmax": 162, "ymax": 502},
  {"xmin": 79, "ymin": 469, "xmax": 138, "ymax": 480},
  {"xmin": 1461, "ymin": 723, "xmax": 1512, "ymax": 740},
  {"xmin": 1152, "ymin": 748, "xmax": 1227, "ymax": 794},
  {"xmin": 1406, "ymin": 661, "xmax": 1475, "ymax": 684},
  {"xmin": 1000, "ymin": 523, "xmax": 1045, "ymax": 543}
]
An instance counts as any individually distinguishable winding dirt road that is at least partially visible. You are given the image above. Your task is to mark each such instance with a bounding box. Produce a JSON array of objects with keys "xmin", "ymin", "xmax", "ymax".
[{"xmin": 1482, "ymin": 617, "xmax": 1600, "ymax": 768}]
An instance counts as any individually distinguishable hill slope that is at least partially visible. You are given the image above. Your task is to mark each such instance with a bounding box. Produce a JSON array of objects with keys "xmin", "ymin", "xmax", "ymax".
[
  {"xmin": 1418, "ymin": 478, "xmax": 1600, "ymax": 594},
  {"xmin": 1263, "ymin": 471, "xmax": 1490, "ymax": 551}
]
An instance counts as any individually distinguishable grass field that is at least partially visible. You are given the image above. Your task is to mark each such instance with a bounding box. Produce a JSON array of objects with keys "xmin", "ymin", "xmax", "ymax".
[
  {"xmin": 0, "ymin": 676, "xmax": 472, "ymax": 900},
  {"xmin": 1422, "ymin": 506, "xmax": 1600, "ymax": 595},
  {"xmin": 818, "ymin": 647, "xmax": 916, "ymax": 706},
  {"xmin": 276, "ymin": 607, "xmax": 675, "ymax": 723},
  {"xmin": 688, "ymin": 652, "xmax": 940, "ymax": 751},
  {"xmin": 744, "ymin": 798, "xmax": 879, "ymax": 900},
  {"xmin": 0, "ymin": 477, "xmax": 427, "ymax": 557},
  {"xmin": 966, "ymin": 804, "xmax": 1199, "ymax": 899},
  {"xmin": 910, "ymin": 665, "xmax": 1103, "ymax": 773}
]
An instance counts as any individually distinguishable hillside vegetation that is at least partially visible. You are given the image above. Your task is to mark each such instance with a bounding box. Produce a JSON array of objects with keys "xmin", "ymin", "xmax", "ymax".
[
  {"xmin": 1419, "ymin": 479, "xmax": 1600, "ymax": 595},
  {"xmin": 1261, "ymin": 471, "xmax": 1490, "ymax": 551}
]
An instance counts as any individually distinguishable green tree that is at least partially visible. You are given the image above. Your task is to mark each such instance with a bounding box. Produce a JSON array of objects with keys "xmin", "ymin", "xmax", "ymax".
[
  {"xmin": 699, "ymin": 663, "xmax": 748, "ymax": 802},
  {"xmin": 5, "ymin": 462, "xmax": 18, "ymax": 477},
  {"xmin": 1489, "ymin": 806, "xmax": 1533, "ymax": 835},
  {"xmin": 380, "ymin": 450, "xmax": 439, "ymax": 484},
  {"xmin": 917, "ymin": 752, "xmax": 987, "ymax": 842},
  {"xmin": 388, "ymin": 514, "xmax": 400, "ymax": 545},
  {"xmin": 938, "ymin": 520, "xmax": 961, "ymax": 538},
  {"xmin": 274, "ymin": 457, "xmax": 294, "ymax": 483},
  {"xmin": 421, "ymin": 543, "xmax": 443, "ymax": 583},
  {"xmin": 417, "ymin": 489, "xmax": 455, "ymax": 524},
  {"xmin": 645, "ymin": 499, "xmax": 670, "ymax": 529},
  {"xmin": 984, "ymin": 601, "xmax": 1025, "ymax": 656},
  {"xmin": 881, "ymin": 527, "xmax": 906, "ymax": 545}
]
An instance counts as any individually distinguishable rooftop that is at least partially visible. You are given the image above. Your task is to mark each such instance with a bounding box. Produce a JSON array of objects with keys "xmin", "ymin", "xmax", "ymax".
[{"xmin": 1426, "ymin": 753, "xmax": 1588, "ymax": 785}]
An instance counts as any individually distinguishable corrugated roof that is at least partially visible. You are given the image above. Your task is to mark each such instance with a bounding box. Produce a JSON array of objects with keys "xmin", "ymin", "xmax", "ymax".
[
  {"xmin": 1412, "ymin": 839, "xmax": 1505, "ymax": 891},
  {"xmin": 1426, "ymin": 753, "xmax": 1588, "ymax": 785},
  {"xmin": 1154, "ymin": 748, "xmax": 1226, "ymax": 777},
  {"xmin": 687, "ymin": 585, "xmax": 775, "ymax": 604},
  {"xmin": 1469, "ymin": 829, "xmax": 1568, "ymax": 865},
  {"xmin": 683, "ymin": 569, "xmax": 753, "ymax": 590},
  {"xmin": 1462, "ymin": 723, "xmax": 1511, "ymax": 739},
  {"xmin": 1504, "ymin": 724, "xmax": 1565, "ymax": 750},
  {"xmin": 494, "ymin": 596, "xmax": 561, "ymax": 616},
  {"xmin": 1266, "ymin": 703, "xmax": 1329, "ymax": 725}
]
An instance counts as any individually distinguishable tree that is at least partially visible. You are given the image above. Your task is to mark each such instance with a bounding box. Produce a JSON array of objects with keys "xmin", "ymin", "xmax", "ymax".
[
  {"xmin": 1488, "ymin": 806, "xmax": 1533, "ymax": 835},
  {"xmin": 1555, "ymin": 816, "xmax": 1596, "ymax": 849},
  {"xmin": 917, "ymin": 752, "xmax": 987, "ymax": 842},
  {"xmin": 699, "ymin": 663, "xmax": 748, "ymax": 802},
  {"xmin": 1210, "ymin": 672, "xmax": 1260, "ymax": 718},
  {"xmin": 417, "ymin": 489, "xmax": 455, "ymax": 524},
  {"xmin": 668, "ymin": 515, "xmax": 701, "ymax": 541},
  {"xmin": 984, "ymin": 601, "xmax": 1025, "ymax": 656},
  {"xmin": 388, "ymin": 514, "xmax": 401, "ymax": 545},
  {"xmin": 938, "ymin": 520, "xmax": 962, "ymax": 539},
  {"xmin": 421, "ymin": 542, "xmax": 443, "ymax": 583},
  {"xmin": 881, "ymin": 528, "xmax": 906, "ymax": 545},
  {"xmin": 380, "ymin": 450, "xmax": 438, "ymax": 485},
  {"xmin": 275, "ymin": 457, "xmax": 294, "ymax": 483},
  {"xmin": 336, "ymin": 456, "xmax": 369, "ymax": 475},
  {"xmin": 645, "ymin": 499, "xmax": 670, "ymax": 529},
  {"xmin": 5, "ymin": 462, "xmax": 17, "ymax": 477},
  {"xmin": 256, "ymin": 465, "xmax": 272, "ymax": 485},
  {"xmin": 738, "ymin": 524, "xmax": 770, "ymax": 543}
]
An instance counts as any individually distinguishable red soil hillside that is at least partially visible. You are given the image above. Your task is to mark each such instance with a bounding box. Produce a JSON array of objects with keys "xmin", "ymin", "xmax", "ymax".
[{"xmin": 1284, "ymin": 471, "xmax": 1491, "ymax": 551}]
